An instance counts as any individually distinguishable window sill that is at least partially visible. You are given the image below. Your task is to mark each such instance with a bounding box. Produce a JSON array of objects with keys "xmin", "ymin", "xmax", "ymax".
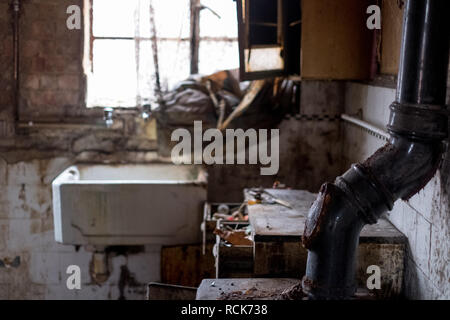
[
  {"xmin": 87, "ymin": 105, "xmax": 141, "ymax": 114},
  {"xmin": 16, "ymin": 118, "xmax": 124, "ymax": 131}
]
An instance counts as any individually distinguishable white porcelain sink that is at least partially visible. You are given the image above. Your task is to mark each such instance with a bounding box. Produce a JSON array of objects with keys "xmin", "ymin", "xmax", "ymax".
[{"xmin": 52, "ymin": 164, "xmax": 207, "ymax": 246}]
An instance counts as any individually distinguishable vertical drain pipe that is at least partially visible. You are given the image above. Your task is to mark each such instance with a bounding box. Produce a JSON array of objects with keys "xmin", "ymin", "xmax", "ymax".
[
  {"xmin": 12, "ymin": 0, "xmax": 21, "ymax": 128},
  {"xmin": 301, "ymin": 0, "xmax": 450, "ymax": 299}
]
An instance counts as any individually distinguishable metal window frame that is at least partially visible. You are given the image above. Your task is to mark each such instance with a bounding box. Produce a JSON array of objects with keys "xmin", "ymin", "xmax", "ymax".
[
  {"xmin": 236, "ymin": 0, "xmax": 301, "ymax": 81},
  {"xmin": 88, "ymin": 0, "xmax": 238, "ymax": 75},
  {"xmin": 87, "ymin": 0, "xmax": 239, "ymax": 108},
  {"xmin": 236, "ymin": 0, "xmax": 287, "ymax": 81}
]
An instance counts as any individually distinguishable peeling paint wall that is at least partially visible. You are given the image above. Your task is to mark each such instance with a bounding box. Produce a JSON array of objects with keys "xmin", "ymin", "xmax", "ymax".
[
  {"xmin": 0, "ymin": 0, "xmax": 347, "ymax": 300},
  {"xmin": 0, "ymin": 0, "xmax": 376, "ymax": 299},
  {"xmin": 2, "ymin": 0, "xmax": 447, "ymax": 302},
  {"xmin": 342, "ymin": 80, "xmax": 450, "ymax": 299},
  {"xmin": 0, "ymin": 0, "xmax": 161, "ymax": 300},
  {"xmin": 0, "ymin": 157, "xmax": 162, "ymax": 299}
]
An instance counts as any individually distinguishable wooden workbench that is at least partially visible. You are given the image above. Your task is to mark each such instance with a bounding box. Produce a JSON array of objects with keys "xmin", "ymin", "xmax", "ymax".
[
  {"xmin": 244, "ymin": 188, "xmax": 405, "ymax": 242},
  {"xmin": 244, "ymin": 188, "xmax": 406, "ymax": 298},
  {"xmin": 245, "ymin": 189, "xmax": 315, "ymax": 241}
]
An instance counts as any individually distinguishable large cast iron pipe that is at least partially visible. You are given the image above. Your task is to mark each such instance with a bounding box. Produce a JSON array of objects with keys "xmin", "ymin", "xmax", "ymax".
[{"xmin": 301, "ymin": 0, "xmax": 450, "ymax": 299}]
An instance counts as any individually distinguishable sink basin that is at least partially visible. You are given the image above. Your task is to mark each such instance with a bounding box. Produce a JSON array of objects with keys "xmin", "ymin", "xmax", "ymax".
[{"xmin": 52, "ymin": 164, "xmax": 207, "ymax": 246}]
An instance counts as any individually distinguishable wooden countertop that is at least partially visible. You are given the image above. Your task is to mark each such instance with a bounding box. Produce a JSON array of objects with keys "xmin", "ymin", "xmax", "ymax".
[{"xmin": 244, "ymin": 188, "xmax": 406, "ymax": 243}]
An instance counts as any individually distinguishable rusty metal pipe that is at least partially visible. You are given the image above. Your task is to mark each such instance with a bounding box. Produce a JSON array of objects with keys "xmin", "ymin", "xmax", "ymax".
[{"xmin": 302, "ymin": 0, "xmax": 450, "ymax": 299}]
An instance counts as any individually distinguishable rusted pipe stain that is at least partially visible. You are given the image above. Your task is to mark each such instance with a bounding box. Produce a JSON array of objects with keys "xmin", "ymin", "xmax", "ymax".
[{"xmin": 302, "ymin": 183, "xmax": 333, "ymax": 249}]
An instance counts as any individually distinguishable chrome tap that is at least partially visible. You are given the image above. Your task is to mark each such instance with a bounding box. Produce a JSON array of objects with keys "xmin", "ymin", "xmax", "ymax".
[{"xmin": 103, "ymin": 107, "xmax": 114, "ymax": 128}]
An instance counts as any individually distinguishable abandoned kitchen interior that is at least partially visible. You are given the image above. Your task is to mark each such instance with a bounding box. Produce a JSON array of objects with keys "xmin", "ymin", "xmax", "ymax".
[{"xmin": 0, "ymin": 0, "xmax": 449, "ymax": 300}]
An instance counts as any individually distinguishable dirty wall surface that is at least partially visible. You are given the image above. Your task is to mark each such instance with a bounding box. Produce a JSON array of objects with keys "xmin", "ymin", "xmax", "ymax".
[
  {"xmin": 0, "ymin": 0, "xmax": 345, "ymax": 299},
  {"xmin": 342, "ymin": 81, "xmax": 450, "ymax": 299}
]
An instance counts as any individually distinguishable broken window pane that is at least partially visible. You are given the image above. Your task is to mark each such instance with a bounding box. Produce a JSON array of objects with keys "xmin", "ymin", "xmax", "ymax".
[{"xmin": 87, "ymin": 0, "xmax": 239, "ymax": 108}]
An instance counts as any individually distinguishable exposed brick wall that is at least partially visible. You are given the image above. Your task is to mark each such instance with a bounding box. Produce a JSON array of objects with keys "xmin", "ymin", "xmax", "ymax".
[
  {"xmin": 18, "ymin": 0, "xmax": 90, "ymax": 119},
  {"xmin": 0, "ymin": 0, "xmax": 14, "ymax": 136},
  {"xmin": 0, "ymin": 0, "xmax": 158, "ymax": 152},
  {"xmin": 0, "ymin": 0, "xmax": 161, "ymax": 300}
]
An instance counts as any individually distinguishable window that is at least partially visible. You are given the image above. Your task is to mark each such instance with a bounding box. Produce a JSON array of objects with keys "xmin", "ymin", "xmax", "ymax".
[
  {"xmin": 236, "ymin": 0, "xmax": 301, "ymax": 80},
  {"xmin": 84, "ymin": 0, "xmax": 239, "ymax": 109}
]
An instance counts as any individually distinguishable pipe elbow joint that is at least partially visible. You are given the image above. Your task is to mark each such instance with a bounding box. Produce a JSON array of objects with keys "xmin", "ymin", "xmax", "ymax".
[
  {"xmin": 362, "ymin": 102, "xmax": 447, "ymax": 201},
  {"xmin": 301, "ymin": 166, "xmax": 390, "ymax": 299},
  {"xmin": 302, "ymin": 101, "xmax": 448, "ymax": 299}
]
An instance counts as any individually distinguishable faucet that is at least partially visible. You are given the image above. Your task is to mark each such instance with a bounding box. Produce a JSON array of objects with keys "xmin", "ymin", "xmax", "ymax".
[{"xmin": 103, "ymin": 107, "xmax": 114, "ymax": 128}]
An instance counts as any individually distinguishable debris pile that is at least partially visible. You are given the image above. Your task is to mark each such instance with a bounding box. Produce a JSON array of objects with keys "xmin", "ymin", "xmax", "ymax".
[{"xmin": 153, "ymin": 69, "xmax": 298, "ymax": 156}]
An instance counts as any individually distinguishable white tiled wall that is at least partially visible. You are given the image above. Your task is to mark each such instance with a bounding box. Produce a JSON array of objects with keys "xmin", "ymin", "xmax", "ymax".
[
  {"xmin": 342, "ymin": 82, "xmax": 449, "ymax": 299},
  {"xmin": 0, "ymin": 157, "xmax": 161, "ymax": 299}
]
